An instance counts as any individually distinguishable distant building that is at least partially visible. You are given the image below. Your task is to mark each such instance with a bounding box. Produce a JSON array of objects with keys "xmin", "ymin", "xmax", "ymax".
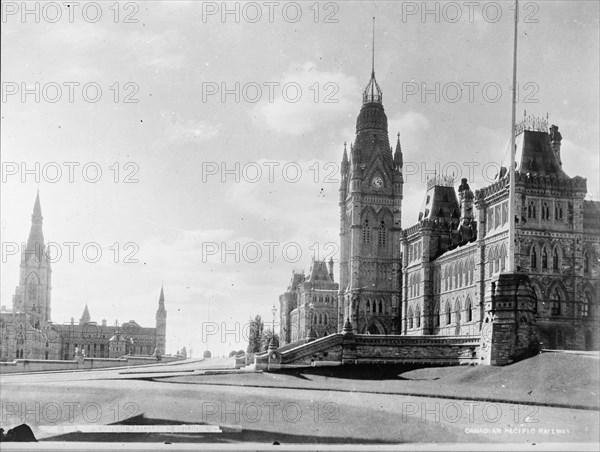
[
  {"xmin": 0, "ymin": 193, "xmax": 168, "ymax": 361},
  {"xmin": 279, "ymin": 259, "xmax": 339, "ymax": 345}
]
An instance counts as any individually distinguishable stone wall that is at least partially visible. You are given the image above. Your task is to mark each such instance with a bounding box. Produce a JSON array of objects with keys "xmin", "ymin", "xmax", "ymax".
[{"xmin": 0, "ymin": 354, "xmax": 182, "ymax": 374}]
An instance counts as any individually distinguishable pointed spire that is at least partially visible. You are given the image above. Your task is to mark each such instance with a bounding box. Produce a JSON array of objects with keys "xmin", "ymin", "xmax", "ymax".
[
  {"xmin": 362, "ymin": 17, "xmax": 382, "ymax": 104},
  {"xmin": 394, "ymin": 132, "xmax": 403, "ymax": 168},
  {"xmin": 33, "ymin": 189, "xmax": 42, "ymax": 218},
  {"xmin": 157, "ymin": 286, "xmax": 166, "ymax": 317},
  {"xmin": 80, "ymin": 304, "xmax": 91, "ymax": 325},
  {"xmin": 26, "ymin": 191, "xmax": 45, "ymax": 260}
]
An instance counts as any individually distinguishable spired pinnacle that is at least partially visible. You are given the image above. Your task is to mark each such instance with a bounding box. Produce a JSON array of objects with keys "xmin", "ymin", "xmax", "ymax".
[
  {"xmin": 26, "ymin": 191, "xmax": 45, "ymax": 259},
  {"xmin": 362, "ymin": 17, "xmax": 382, "ymax": 104}
]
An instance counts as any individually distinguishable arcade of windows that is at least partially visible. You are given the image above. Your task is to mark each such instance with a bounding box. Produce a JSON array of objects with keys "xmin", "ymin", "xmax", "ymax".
[
  {"xmin": 362, "ymin": 219, "xmax": 388, "ymax": 247},
  {"xmin": 408, "ymin": 272, "xmax": 421, "ymax": 298},
  {"xmin": 408, "ymin": 241, "xmax": 422, "ymax": 263},
  {"xmin": 488, "ymin": 244, "xmax": 507, "ymax": 276},
  {"xmin": 433, "ymin": 257, "xmax": 475, "ymax": 294},
  {"xmin": 529, "ymin": 243, "xmax": 564, "ymax": 272},
  {"xmin": 312, "ymin": 312, "xmax": 330, "ymax": 326},
  {"xmin": 527, "ymin": 198, "xmax": 565, "ymax": 222},
  {"xmin": 487, "ymin": 201, "xmax": 508, "ymax": 232},
  {"xmin": 419, "ymin": 297, "xmax": 473, "ymax": 330},
  {"xmin": 311, "ymin": 294, "xmax": 334, "ymax": 304},
  {"xmin": 366, "ymin": 299, "xmax": 385, "ymax": 315}
]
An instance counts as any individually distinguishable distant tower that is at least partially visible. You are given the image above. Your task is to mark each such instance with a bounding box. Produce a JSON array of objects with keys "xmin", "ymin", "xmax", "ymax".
[
  {"xmin": 79, "ymin": 304, "xmax": 91, "ymax": 325},
  {"xmin": 12, "ymin": 191, "xmax": 52, "ymax": 329},
  {"xmin": 155, "ymin": 286, "xmax": 167, "ymax": 354}
]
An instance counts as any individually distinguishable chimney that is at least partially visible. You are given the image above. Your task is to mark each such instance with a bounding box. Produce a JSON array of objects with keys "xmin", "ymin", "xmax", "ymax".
[
  {"xmin": 328, "ymin": 258, "xmax": 334, "ymax": 282},
  {"xmin": 549, "ymin": 124, "xmax": 562, "ymax": 166}
]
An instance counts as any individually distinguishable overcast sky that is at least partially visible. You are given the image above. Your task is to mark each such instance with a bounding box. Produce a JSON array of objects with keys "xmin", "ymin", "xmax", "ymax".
[{"xmin": 1, "ymin": 1, "xmax": 598, "ymax": 356}]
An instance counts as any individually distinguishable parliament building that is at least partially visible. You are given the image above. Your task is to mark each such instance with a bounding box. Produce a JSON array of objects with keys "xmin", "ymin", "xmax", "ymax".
[
  {"xmin": 0, "ymin": 193, "xmax": 167, "ymax": 361},
  {"xmin": 279, "ymin": 66, "xmax": 599, "ymax": 353}
]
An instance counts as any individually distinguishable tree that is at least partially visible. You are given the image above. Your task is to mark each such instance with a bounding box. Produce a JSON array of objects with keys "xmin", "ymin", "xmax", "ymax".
[
  {"xmin": 203, "ymin": 350, "xmax": 212, "ymax": 358},
  {"xmin": 260, "ymin": 329, "xmax": 279, "ymax": 352},
  {"xmin": 181, "ymin": 346, "xmax": 187, "ymax": 358},
  {"xmin": 247, "ymin": 315, "xmax": 264, "ymax": 354},
  {"xmin": 228, "ymin": 350, "xmax": 237, "ymax": 357}
]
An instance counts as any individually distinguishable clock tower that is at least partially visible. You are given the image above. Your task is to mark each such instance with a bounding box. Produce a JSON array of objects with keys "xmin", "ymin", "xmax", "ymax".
[{"xmin": 338, "ymin": 51, "xmax": 404, "ymax": 335}]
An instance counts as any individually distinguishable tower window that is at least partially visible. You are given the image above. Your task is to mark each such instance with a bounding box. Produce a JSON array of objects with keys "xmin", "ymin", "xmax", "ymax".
[
  {"xmin": 531, "ymin": 245, "xmax": 537, "ymax": 269},
  {"xmin": 378, "ymin": 220, "xmax": 386, "ymax": 246},
  {"xmin": 363, "ymin": 219, "xmax": 371, "ymax": 244}
]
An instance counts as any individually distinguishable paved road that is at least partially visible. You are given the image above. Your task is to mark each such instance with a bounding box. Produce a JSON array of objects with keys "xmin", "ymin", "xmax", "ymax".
[{"xmin": 1, "ymin": 358, "xmax": 598, "ymax": 446}]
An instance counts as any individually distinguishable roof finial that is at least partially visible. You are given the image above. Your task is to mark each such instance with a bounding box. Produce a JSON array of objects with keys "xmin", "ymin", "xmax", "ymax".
[{"xmin": 371, "ymin": 16, "xmax": 375, "ymax": 76}]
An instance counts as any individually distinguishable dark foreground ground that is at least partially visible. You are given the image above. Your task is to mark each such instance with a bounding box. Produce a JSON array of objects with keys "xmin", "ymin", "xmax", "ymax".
[
  {"xmin": 0, "ymin": 352, "xmax": 598, "ymax": 448},
  {"xmin": 162, "ymin": 351, "xmax": 600, "ymax": 410}
]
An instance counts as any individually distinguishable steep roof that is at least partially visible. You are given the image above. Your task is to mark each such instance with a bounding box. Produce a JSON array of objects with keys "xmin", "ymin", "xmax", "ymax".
[
  {"xmin": 418, "ymin": 176, "xmax": 460, "ymax": 222},
  {"xmin": 306, "ymin": 260, "xmax": 333, "ymax": 283},
  {"xmin": 515, "ymin": 129, "xmax": 568, "ymax": 178}
]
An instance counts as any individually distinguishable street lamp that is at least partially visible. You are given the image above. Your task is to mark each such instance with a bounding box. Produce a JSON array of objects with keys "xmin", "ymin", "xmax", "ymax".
[{"xmin": 271, "ymin": 303, "xmax": 277, "ymax": 339}]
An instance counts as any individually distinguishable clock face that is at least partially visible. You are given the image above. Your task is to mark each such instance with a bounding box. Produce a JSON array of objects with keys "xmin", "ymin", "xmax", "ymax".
[{"xmin": 371, "ymin": 176, "xmax": 384, "ymax": 190}]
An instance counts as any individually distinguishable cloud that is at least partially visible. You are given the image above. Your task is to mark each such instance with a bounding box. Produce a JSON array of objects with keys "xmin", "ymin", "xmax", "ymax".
[
  {"xmin": 254, "ymin": 62, "xmax": 360, "ymax": 135},
  {"xmin": 160, "ymin": 111, "xmax": 220, "ymax": 144}
]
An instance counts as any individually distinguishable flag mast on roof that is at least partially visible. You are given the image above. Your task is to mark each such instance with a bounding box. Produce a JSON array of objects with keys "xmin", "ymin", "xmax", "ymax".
[{"xmin": 508, "ymin": 0, "xmax": 519, "ymax": 272}]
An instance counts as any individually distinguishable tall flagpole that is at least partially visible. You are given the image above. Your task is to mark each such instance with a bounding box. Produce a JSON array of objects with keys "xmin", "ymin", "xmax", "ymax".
[{"xmin": 508, "ymin": 0, "xmax": 518, "ymax": 272}]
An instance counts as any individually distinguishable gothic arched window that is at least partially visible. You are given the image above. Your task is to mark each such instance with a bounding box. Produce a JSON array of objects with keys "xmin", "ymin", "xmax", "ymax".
[
  {"xmin": 542, "ymin": 247, "xmax": 548, "ymax": 269},
  {"xmin": 378, "ymin": 300, "xmax": 383, "ymax": 314},
  {"xmin": 582, "ymin": 290, "xmax": 592, "ymax": 317},
  {"xmin": 434, "ymin": 303, "xmax": 440, "ymax": 327},
  {"xmin": 500, "ymin": 244, "xmax": 507, "ymax": 271},
  {"xmin": 541, "ymin": 202, "xmax": 550, "ymax": 220},
  {"xmin": 531, "ymin": 245, "xmax": 537, "ymax": 269},
  {"xmin": 584, "ymin": 251, "xmax": 591, "ymax": 274},
  {"xmin": 552, "ymin": 247, "xmax": 560, "ymax": 271},
  {"xmin": 408, "ymin": 307, "xmax": 413, "ymax": 329},
  {"xmin": 466, "ymin": 297, "xmax": 473, "ymax": 322},
  {"xmin": 555, "ymin": 203, "xmax": 563, "ymax": 221},
  {"xmin": 445, "ymin": 302, "xmax": 451, "ymax": 325},
  {"xmin": 551, "ymin": 287, "xmax": 562, "ymax": 316},
  {"xmin": 415, "ymin": 306, "xmax": 421, "ymax": 328},
  {"xmin": 378, "ymin": 220, "xmax": 386, "ymax": 246},
  {"xmin": 27, "ymin": 276, "xmax": 38, "ymax": 302},
  {"xmin": 363, "ymin": 219, "xmax": 371, "ymax": 244},
  {"xmin": 528, "ymin": 200, "xmax": 536, "ymax": 219}
]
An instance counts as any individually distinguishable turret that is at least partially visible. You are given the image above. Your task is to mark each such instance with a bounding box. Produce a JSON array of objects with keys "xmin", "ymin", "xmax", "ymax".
[
  {"xmin": 328, "ymin": 257, "xmax": 334, "ymax": 282},
  {"xmin": 549, "ymin": 124, "xmax": 562, "ymax": 167}
]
